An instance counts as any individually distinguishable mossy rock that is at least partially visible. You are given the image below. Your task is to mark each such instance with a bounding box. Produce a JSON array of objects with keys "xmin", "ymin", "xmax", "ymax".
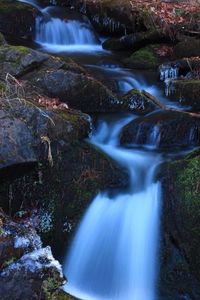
[
  {"xmin": 0, "ymin": 0, "xmax": 36, "ymax": 42},
  {"xmin": 172, "ymin": 80, "xmax": 200, "ymax": 110},
  {"xmin": 123, "ymin": 45, "xmax": 161, "ymax": 69},
  {"xmin": 173, "ymin": 36, "xmax": 200, "ymax": 59},
  {"xmin": 159, "ymin": 150, "xmax": 200, "ymax": 298},
  {"xmin": 0, "ymin": 45, "xmax": 48, "ymax": 78}
]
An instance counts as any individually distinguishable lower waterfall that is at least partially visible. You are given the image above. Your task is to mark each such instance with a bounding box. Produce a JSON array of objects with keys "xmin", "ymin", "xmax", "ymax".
[{"xmin": 63, "ymin": 116, "xmax": 161, "ymax": 300}]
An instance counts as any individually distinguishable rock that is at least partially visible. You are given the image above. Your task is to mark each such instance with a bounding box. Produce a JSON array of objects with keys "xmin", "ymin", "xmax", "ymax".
[
  {"xmin": 0, "ymin": 0, "xmax": 36, "ymax": 42},
  {"xmin": 120, "ymin": 110, "xmax": 200, "ymax": 149},
  {"xmin": 0, "ymin": 32, "xmax": 7, "ymax": 46},
  {"xmin": 0, "ymin": 210, "xmax": 66, "ymax": 300},
  {"xmin": 172, "ymin": 80, "xmax": 200, "ymax": 110},
  {"xmin": 123, "ymin": 45, "xmax": 161, "ymax": 70},
  {"xmin": 173, "ymin": 36, "xmax": 200, "ymax": 59},
  {"xmin": 0, "ymin": 110, "xmax": 37, "ymax": 180},
  {"xmin": 102, "ymin": 30, "xmax": 167, "ymax": 51},
  {"xmin": 0, "ymin": 45, "xmax": 48, "ymax": 78},
  {"xmin": 0, "ymin": 95, "xmax": 91, "ymax": 197},
  {"xmin": 28, "ymin": 68, "xmax": 118, "ymax": 113},
  {"xmin": 119, "ymin": 89, "xmax": 163, "ymax": 114},
  {"xmin": 72, "ymin": 0, "xmax": 143, "ymax": 36},
  {"xmin": 159, "ymin": 150, "xmax": 200, "ymax": 299}
]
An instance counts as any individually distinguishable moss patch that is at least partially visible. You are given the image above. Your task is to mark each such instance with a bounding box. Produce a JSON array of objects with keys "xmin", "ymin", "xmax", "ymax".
[
  {"xmin": 124, "ymin": 45, "xmax": 160, "ymax": 69},
  {"xmin": 165, "ymin": 152, "xmax": 200, "ymax": 281}
]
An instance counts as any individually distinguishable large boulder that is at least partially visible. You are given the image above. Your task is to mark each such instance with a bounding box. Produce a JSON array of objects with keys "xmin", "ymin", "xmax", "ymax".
[
  {"xmin": 0, "ymin": 0, "xmax": 36, "ymax": 42},
  {"xmin": 0, "ymin": 97, "xmax": 90, "ymax": 180},
  {"xmin": 159, "ymin": 151, "xmax": 200, "ymax": 299},
  {"xmin": 0, "ymin": 45, "xmax": 48, "ymax": 78},
  {"xmin": 120, "ymin": 110, "xmax": 200, "ymax": 149},
  {"xmin": 0, "ymin": 110, "xmax": 36, "ymax": 180}
]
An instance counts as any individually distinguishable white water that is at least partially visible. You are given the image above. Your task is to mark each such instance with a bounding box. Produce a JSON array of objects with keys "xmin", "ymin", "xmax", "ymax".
[
  {"xmin": 35, "ymin": 17, "xmax": 101, "ymax": 52},
  {"xmin": 64, "ymin": 116, "xmax": 161, "ymax": 300},
  {"xmin": 18, "ymin": 0, "xmax": 103, "ymax": 52}
]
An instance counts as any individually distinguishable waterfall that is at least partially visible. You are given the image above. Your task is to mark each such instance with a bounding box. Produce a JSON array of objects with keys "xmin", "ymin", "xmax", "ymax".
[
  {"xmin": 18, "ymin": 0, "xmax": 102, "ymax": 52},
  {"xmin": 63, "ymin": 116, "xmax": 161, "ymax": 300}
]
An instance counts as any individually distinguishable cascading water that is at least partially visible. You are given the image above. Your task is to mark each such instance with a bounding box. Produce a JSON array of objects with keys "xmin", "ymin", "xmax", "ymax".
[
  {"xmin": 35, "ymin": 16, "xmax": 101, "ymax": 51},
  {"xmin": 63, "ymin": 116, "xmax": 161, "ymax": 300},
  {"xmin": 18, "ymin": 0, "xmax": 102, "ymax": 52}
]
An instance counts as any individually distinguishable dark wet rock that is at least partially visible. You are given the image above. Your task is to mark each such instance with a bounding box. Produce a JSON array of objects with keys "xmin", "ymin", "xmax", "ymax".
[
  {"xmin": 0, "ymin": 210, "xmax": 66, "ymax": 300},
  {"xmin": 172, "ymin": 80, "xmax": 200, "ymax": 110},
  {"xmin": 119, "ymin": 89, "xmax": 163, "ymax": 115},
  {"xmin": 29, "ymin": 68, "xmax": 118, "ymax": 113},
  {"xmin": 0, "ymin": 110, "xmax": 37, "ymax": 179},
  {"xmin": 0, "ymin": 0, "xmax": 36, "ymax": 42},
  {"xmin": 173, "ymin": 36, "xmax": 200, "ymax": 59},
  {"xmin": 159, "ymin": 150, "xmax": 200, "ymax": 299},
  {"xmin": 0, "ymin": 96, "xmax": 90, "ymax": 182},
  {"xmin": 102, "ymin": 30, "xmax": 167, "ymax": 51},
  {"xmin": 120, "ymin": 110, "xmax": 200, "ymax": 148},
  {"xmin": 73, "ymin": 0, "xmax": 144, "ymax": 36}
]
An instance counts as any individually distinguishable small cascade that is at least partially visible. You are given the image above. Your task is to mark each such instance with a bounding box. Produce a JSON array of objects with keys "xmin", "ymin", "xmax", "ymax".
[
  {"xmin": 35, "ymin": 17, "xmax": 99, "ymax": 46},
  {"xmin": 18, "ymin": 0, "xmax": 102, "ymax": 52},
  {"xmin": 63, "ymin": 116, "xmax": 161, "ymax": 300}
]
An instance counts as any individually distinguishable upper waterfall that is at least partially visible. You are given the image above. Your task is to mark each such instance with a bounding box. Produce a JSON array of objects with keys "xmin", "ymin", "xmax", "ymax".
[
  {"xmin": 35, "ymin": 16, "xmax": 100, "ymax": 51},
  {"xmin": 18, "ymin": 0, "xmax": 102, "ymax": 52}
]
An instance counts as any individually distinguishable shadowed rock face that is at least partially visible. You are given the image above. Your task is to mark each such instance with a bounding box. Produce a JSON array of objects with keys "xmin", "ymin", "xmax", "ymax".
[
  {"xmin": 0, "ymin": 110, "xmax": 37, "ymax": 178},
  {"xmin": 120, "ymin": 110, "xmax": 200, "ymax": 149},
  {"xmin": 159, "ymin": 151, "xmax": 200, "ymax": 300},
  {"xmin": 0, "ymin": 0, "xmax": 36, "ymax": 42}
]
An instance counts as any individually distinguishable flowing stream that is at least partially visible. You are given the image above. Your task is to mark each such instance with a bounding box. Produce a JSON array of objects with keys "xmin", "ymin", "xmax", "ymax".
[
  {"xmin": 16, "ymin": 2, "xmax": 189, "ymax": 299},
  {"xmin": 64, "ymin": 116, "xmax": 161, "ymax": 300}
]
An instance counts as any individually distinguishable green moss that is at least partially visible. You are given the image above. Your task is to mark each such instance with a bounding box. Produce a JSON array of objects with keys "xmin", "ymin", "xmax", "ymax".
[
  {"xmin": 167, "ymin": 153, "xmax": 200, "ymax": 280},
  {"xmin": 124, "ymin": 45, "xmax": 160, "ymax": 69},
  {"xmin": 130, "ymin": 47, "xmax": 158, "ymax": 64},
  {"xmin": 9, "ymin": 45, "xmax": 30, "ymax": 54}
]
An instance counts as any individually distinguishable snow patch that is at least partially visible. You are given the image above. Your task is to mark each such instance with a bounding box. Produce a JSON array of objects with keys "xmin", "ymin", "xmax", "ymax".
[{"xmin": 2, "ymin": 246, "xmax": 63, "ymax": 278}]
